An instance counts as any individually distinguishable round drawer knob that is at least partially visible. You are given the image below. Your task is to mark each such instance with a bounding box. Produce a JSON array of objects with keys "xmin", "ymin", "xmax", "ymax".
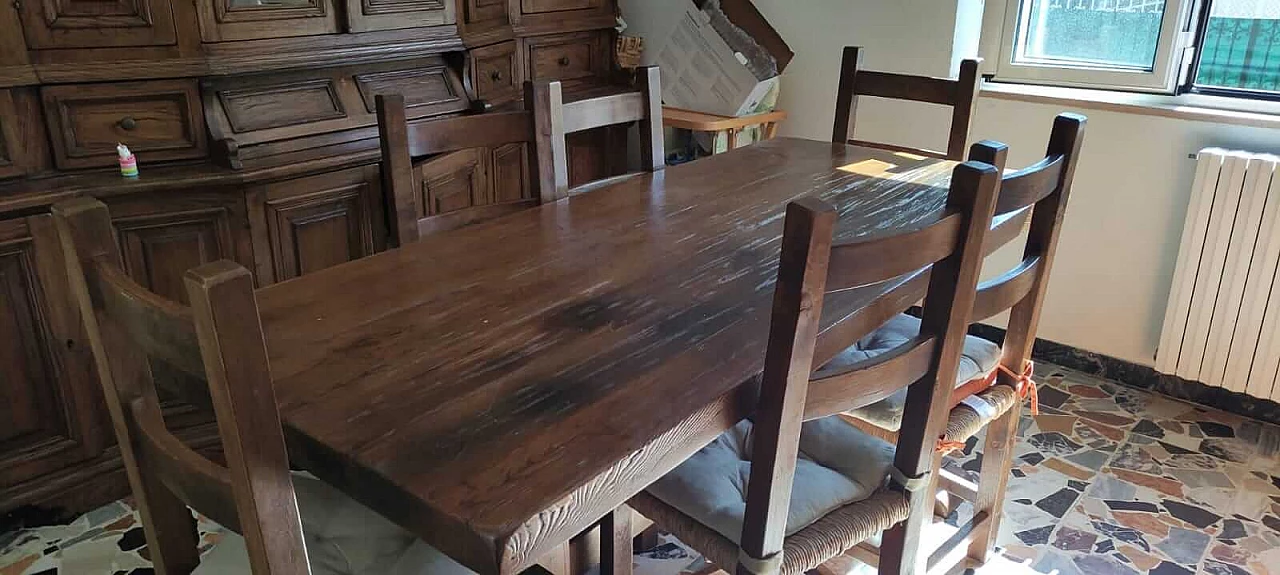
[
  {"xmin": 490, "ymin": 70, "xmax": 502, "ymax": 82},
  {"xmin": 558, "ymin": 56, "xmax": 571, "ymax": 67},
  {"xmin": 119, "ymin": 117, "xmax": 138, "ymax": 131}
]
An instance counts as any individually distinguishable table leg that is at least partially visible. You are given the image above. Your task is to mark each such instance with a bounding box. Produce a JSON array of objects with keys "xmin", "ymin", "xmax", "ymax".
[{"xmin": 601, "ymin": 505, "xmax": 634, "ymax": 575}]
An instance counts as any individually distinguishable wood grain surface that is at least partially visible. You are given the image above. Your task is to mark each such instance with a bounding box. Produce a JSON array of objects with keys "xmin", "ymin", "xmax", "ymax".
[{"xmin": 256, "ymin": 138, "xmax": 997, "ymax": 575}]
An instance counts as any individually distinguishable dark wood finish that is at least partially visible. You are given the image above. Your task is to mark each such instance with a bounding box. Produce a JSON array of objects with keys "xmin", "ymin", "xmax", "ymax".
[
  {"xmin": 600, "ymin": 506, "xmax": 633, "ymax": 575},
  {"xmin": 831, "ymin": 47, "xmax": 981, "ymax": 161},
  {"xmin": 203, "ymin": 58, "xmax": 469, "ymax": 162},
  {"xmin": 522, "ymin": 0, "xmax": 602, "ymax": 13},
  {"xmin": 377, "ymin": 93, "xmax": 538, "ymax": 246},
  {"xmin": 246, "ymin": 139, "xmax": 1023, "ymax": 575},
  {"xmin": 525, "ymin": 31, "xmax": 608, "ymax": 84},
  {"xmin": 0, "ymin": 214, "xmax": 107, "ymax": 493},
  {"xmin": 42, "ymin": 79, "xmax": 208, "ymax": 170},
  {"xmin": 247, "ymin": 165, "xmax": 383, "ymax": 284},
  {"xmin": 966, "ymin": 114, "xmax": 1087, "ymax": 563},
  {"xmin": 469, "ymin": 40, "xmax": 525, "ymax": 105},
  {"xmin": 18, "ymin": 0, "xmax": 178, "ymax": 49},
  {"xmin": 0, "ymin": 89, "xmax": 45, "ymax": 180},
  {"xmin": 53, "ymin": 196, "xmax": 311, "ymax": 574},
  {"xmin": 736, "ymin": 197, "xmax": 835, "ymax": 575},
  {"xmin": 105, "ymin": 192, "xmax": 250, "ymax": 305},
  {"xmin": 195, "ymin": 0, "xmax": 339, "ymax": 42},
  {"xmin": 1, "ymin": 0, "xmax": 627, "ymax": 518},
  {"xmin": 345, "ymin": 0, "xmax": 454, "ymax": 33},
  {"xmin": 530, "ymin": 68, "xmax": 662, "ymax": 202},
  {"xmin": 878, "ymin": 161, "xmax": 1000, "ymax": 575}
]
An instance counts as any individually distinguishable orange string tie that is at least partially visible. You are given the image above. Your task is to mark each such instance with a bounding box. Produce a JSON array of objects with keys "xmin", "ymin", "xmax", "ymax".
[
  {"xmin": 936, "ymin": 439, "xmax": 967, "ymax": 454},
  {"xmin": 995, "ymin": 360, "xmax": 1039, "ymax": 415}
]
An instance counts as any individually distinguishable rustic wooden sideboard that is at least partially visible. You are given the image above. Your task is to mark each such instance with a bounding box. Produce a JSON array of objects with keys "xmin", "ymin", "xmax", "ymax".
[{"xmin": 0, "ymin": 0, "xmax": 623, "ymax": 518}]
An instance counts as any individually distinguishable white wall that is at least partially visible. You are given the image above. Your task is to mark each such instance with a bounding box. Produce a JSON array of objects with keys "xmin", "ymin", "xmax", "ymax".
[{"xmin": 753, "ymin": 0, "xmax": 1280, "ymax": 366}]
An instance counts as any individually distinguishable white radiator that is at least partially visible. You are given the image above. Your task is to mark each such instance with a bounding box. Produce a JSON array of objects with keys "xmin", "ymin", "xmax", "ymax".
[{"xmin": 1157, "ymin": 148, "xmax": 1280, "ymax": 399}]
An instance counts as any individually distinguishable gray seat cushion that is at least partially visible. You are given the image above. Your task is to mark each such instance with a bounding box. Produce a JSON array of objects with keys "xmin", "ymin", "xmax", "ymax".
[
  {"xmin": 831, "ymin": 314, "xmax": 1001, "ymax": 432},
  {"xmin": 195, "ymin": 473, "xmax": 473, "ymax": 575},
  {"xmin": 646, "ymin": 416, "xmax": 895, "ymax": 544}
]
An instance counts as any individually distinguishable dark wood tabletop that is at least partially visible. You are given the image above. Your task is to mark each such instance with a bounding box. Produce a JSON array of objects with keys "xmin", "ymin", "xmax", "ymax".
[{"xmin": 255, "ymin": 138, "xmax": 1019, "ymax": 575}]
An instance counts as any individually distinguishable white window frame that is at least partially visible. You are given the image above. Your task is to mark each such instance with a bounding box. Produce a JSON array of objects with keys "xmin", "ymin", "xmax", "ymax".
[{"xmin": 981, "ymin": 0, "xmax": 1200, "ymax": 93}]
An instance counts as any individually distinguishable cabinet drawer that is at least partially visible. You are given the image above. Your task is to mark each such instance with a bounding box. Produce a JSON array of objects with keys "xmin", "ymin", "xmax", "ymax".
[
  {"xmin": 526, "ymin": 32, "xmax": 607, "ymax": 83},
  {"xmin": 522, "ymin": 0, "xmax": 602, "ymax": 13},
  {"xmin": 43, "ymin": 80, "xmax": 206, "ymax": 170},
  {"xmin": 470, "ymin": 41, "xmax": 523, "ymax": 104}
]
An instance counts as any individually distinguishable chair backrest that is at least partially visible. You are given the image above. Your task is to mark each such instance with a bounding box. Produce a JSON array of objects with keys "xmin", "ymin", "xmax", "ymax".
[
  {"xmin": 733, "ymin": 160, "xmax": 1002, "ymax": 571},
  {"xmin": 377, "ymin": 93, "xmax": 539, "ymax": 246},
  {"xmin": 967, "ymin": 113, "xmax": 1087, "ymax": 372},
  {"xmin": 831, "ymin": 46, "xmax": 981, "ymax": 161},
  {"xmin": 528, "ymin": 66, "xmax": 664, "ymax": 203},
  {"xmin": 52, "ymin": 197, "xmax": 310, "ymax": 575}
]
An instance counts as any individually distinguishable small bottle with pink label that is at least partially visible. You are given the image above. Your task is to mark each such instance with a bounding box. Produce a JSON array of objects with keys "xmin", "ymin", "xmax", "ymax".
[{"xmin": 117, "ymin": 143, "xmax": 138, "ymax": 178}]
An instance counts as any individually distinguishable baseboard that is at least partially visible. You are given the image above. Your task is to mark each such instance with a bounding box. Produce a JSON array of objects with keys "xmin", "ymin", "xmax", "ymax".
[{"xmin": 969, "ymin": 323, "xmax": 1280, "ymax": 427}]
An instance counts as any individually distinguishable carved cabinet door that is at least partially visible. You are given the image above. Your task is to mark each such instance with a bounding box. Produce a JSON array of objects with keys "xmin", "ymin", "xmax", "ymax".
[
  {"xmin": 416, "ymin": 147, "xmax": 492, "ymax": 216},
  {"xmin": 344, "ymin": 0, "xmax": 453, "ymax": 32},
  {"xmin": 247, "ymin": 164, "xmax": 385, "ymax": 285},
  {"xmin": 0, "ymin": 215, "xmax": 107, "ymax": 499},
  {"xmin": 18, "ymin": 0, "xmax": 177, "ymax": 48},
  {"xmin": 195, "ymin": 0, "xmax": 339, "ymax": 41}
]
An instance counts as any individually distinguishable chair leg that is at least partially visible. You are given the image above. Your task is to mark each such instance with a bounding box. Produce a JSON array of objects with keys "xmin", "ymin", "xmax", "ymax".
[
  {"xmin": 601, "ymin": 505, "xmax": 633, "ymax": 575},
  {"xmin": 879, "ymin": 452, "xmax": 944, "ymax": 575},
  {"xmin": 133, "ymin": 470, "xmax": 201, "ymax": 574},
  {"xmin": 967, "ymin": 402, "xmax": 1020, "ymax": 564}
]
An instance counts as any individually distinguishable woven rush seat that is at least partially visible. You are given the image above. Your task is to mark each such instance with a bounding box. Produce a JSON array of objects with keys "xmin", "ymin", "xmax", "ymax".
[
  {"xmin": 831, "ymin": 314, "xmax": 1001, "ymax": 432},
  {"xmin": 941, "ymin": 384, "xmax": 1020, "ymax": 448},
  {"xmin": 197, "ymin": 473, "xmax": 474, "ymax": 575},
  {"xmin": 631, "ymin": 417, "xmax": 911, "ymax": 575}
]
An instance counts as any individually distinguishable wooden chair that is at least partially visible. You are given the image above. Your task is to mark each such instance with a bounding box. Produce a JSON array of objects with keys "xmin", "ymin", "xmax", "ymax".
[
  {"xmin": 836, "ymin": 113, "xmax": 1088, "ymax": 566},
  {"xmin": 528, "ymin": 66, "xmax": 663, "ymax": 202},
  {"xmin": 52, "ymin": 196, "xmax": 475, "ymax": 575},
  {"xmin": 628, "ymin": 159, "xmax": 1003, "ymax": 575},
  {"xmin": 377, "ymin": 94, "xmax": 541, "ymax": 247},
  {"xmin": 831, "ymin": 47, "xmax": 981, "ymax": 161}
]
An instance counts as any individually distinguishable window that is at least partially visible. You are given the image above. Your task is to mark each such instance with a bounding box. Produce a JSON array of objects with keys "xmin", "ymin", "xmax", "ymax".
[{"xmin": 984, "ymin": 0, "xmax": 1280, "ymax": 98}]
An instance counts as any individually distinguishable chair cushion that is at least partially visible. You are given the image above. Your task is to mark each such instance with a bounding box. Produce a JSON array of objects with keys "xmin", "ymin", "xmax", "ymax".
[
  {"xmin": 646, "ymin": 416, "xmax": 895, "ymax": 545},
  {"xmin": 195, "ymin": 473, "xmax": 473, "ymax": 575},
  {"xmin": 830, "ymin": 314, "xmax": 1001, "ymax": 432}
]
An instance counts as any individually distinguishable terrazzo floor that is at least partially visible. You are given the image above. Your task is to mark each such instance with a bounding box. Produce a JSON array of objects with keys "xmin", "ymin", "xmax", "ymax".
[{"xmin": 3, "ymin": 362, "xmax": 1279, "ymax": 575}]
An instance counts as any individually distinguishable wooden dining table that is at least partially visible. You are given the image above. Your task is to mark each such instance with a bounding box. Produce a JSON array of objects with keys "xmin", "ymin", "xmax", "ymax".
[{"xmin": 254, "ymin": 137, "xmax": 1027, "ymax": 575}]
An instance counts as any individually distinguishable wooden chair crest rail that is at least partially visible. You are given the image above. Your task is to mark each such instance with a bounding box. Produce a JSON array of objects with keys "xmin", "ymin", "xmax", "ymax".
[
  {"xmin": 50, "ymin": 196, "xmax": 476, "ymax": 575},
  {"xmin": 837, "ymin": 113, "xmax": 1088, "ymax": 569},
  {"xmin": 628, "ymin": 157, "xmax": 1004, "ymax": 575},
  {"xmin": 529, "ymin": 66, "xmax": 664, "ymax": 202},
  {"xmin": 831, "ymin": 46, "xmax": 981, "ymax": 161}
]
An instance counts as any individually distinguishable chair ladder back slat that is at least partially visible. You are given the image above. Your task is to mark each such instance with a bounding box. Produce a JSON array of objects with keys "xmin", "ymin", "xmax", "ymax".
[
  {"xmin": 405, "ymin": 111, "xmax": 535, "ymax": 157},
  {"xmin": 736, "ymin": 198, "xmax": 836, "ymax": 570},
  {"xmin": 377, "ymin": 94, "xmax": 422, "ymax": 247},
  {"xmin": 879, "ymin": 161, "xmax": 1002, "ymax": 575},
  {"xmin": 53, "ymin": 197, "xmax": 204, "ymax": 574},
  {"xmin": 825, "ymin": 213, "xmax": 963, "ymax": 292},
  {"xmin": 812, "ymin": 272, "xmax": 931, "ymax": 369},
  {"xmin": 804, "ymin": 335, "xmax": 937, "ymax": 421},
  {"xmin": 562, "ymin": 92, "xmax": 646, "ymax": 133},
  {"xmin": 133, "ymin": 407, "xmax": 240, "ymax": 532},
  {"xmin": 92, "ymin": 263, "xmax": 204, "ymax": 377},
  {"xmin": 993, "ymin": 157, "xmax": 1064, "ymax": 216},
  {"xmin": 831, "ymin": 46, "xmax": 981, "ymax": 161},
  {"xmin": 970, "ymin": 256, "xmax": 1042, "ymax": 323},
  {"xmin": 187, "ymin": 260, "xmax": 311, "ymax": 575}
]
